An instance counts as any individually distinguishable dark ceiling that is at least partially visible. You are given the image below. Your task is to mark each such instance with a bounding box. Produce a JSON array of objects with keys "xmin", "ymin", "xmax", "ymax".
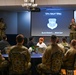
[{"xmin": 0, "ymin": 5, "xmax": 76, "ymax": 11}]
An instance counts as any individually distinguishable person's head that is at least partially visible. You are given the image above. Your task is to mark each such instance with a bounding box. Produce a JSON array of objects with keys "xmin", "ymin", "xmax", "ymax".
[
  {"xmin": 62, "ymin": 37, "xmax": 66, "ymax": 43},
  {"xmin": 71, "ymin": 39, "xmax": 76, "ymax": 49},
  {"xmin": 16, "ymin": 34, "xmax": 24, "ymax": 44},
  {"xmin": 2, "ymin": 35, "xmax": 7, "ymax": 41},
  {"xmin": 71, "ymin": 18, "xmax": 75, "ymax": 23},
  {"xmin": 50, "ymin": 35, "xmax": 57, "ymax": 44},
  {"xmin": 39, "ymin": 37, "xmax": 44, "ymax": 44},
  {"xmin": 0, "ymin": 18, "xmax": 4, "ymax": 22},
  {"xmin": 29, "ymin": 36, "xmax": 34, "ymax": 41},
  {"xmin": 23, "ymin": 37, "xmax": 28, "ymax": 45}
]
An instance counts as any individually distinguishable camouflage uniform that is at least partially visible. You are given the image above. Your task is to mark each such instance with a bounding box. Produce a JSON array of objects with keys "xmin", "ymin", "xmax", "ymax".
[
  {"xmin": 0, "ymin": 53, "xmax": 8, "ymax": 71},
  {"xmin": 0, "ymin": 22, "xmax": 6, "ymax": 37},
  {"xmin": 37, "ymin": 44, "xmax": 63, "ymax": 75},
  {"xmin": 63, "ymin": 47, "xmax": 76, "ymax": 68},
  {"xmin": 69, "ymin": 22, "xmax": 76, "ymax": 41},
  {"xmin": 8, "ymin": 45, "xmax": 31, "ymax": 71}
]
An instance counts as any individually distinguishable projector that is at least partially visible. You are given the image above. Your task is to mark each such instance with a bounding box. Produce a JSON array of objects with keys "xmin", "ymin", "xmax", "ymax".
[{"xmin": 30, "ymin": 7, "xmax": 41, "ymax": 12}]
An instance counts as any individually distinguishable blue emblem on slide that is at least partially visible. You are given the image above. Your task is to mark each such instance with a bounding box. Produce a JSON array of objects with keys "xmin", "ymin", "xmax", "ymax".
[{"xmin": 47, "ymin": 18, "xmax": 58, "ymax": 29}]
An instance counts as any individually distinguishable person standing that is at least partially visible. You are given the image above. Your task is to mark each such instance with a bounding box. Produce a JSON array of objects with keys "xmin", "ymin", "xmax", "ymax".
[
  {"xmin": 0, "ymin": 18, "xmax": 6, "ymax": 37},
  {"xmin": 69, "ymin": 18, "xmax": 76, "ymax": 41}
]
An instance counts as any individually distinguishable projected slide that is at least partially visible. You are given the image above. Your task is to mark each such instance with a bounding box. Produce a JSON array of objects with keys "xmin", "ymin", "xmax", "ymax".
[{"xmin": 31, "ymin": 10, "xmax": 73, "ymax": 36}]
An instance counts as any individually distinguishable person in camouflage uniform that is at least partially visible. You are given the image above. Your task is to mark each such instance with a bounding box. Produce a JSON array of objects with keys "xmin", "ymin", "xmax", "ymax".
[
  {"xmin": 63, "ymin": 39, "xmax": 76, "ymax": 69},
  {"xmin": 69, "ymin": 18, "xmax": 76, "ymax": 41},
  {"xmin": 0, "ymin": 18, "xmax": 6, "ymax": 37},
  {"xmin": 37, "ymin": 35, "xmax": 64, "ymax": 75},
  {"xmin": 8, "ymin": 34, "xmax": 31, "ymax": 72}
]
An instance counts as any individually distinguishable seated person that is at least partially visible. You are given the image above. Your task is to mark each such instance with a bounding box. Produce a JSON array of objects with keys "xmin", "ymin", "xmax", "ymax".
[
  {"xmin": 61, "ymin": 37, "xmax": 69, "ymax": 47},
  {"xmin": 63, "ymin": 39, "xmax": 76, "ymax": 69},
  {"xmin": 56, "ymin": 37, "xmax": 65, "ymax": 53},
  {"xmin": 23, "ymin": 37, "xmax": 28, "ymax": 48},
  {"xmin": 0, "ymin": 50, "xmax": 8, "ymax": 72},
  {"xmin": 8, "ymin": 34, "xmax": 31, "ymax": 72},
  {"xmin": 37, "ymin": 37, "xmax": 47, "ymax": 49},
  {"xmin": 37, "ymin": 35, "xmax": 63, "ymax": 75},
  {"xmin": 0, "ymin": 50, "xmax": 5, "ymax": 63},
  {"xmin": 27, "ymin": 36, "xmax": 35, "ymax": 48},
  {"xmin": 0, "ymin": 35, "xmax": 10, "ymax": 54},
  {"xmin": 36, "ymin": 37, "xmax": 47, "ymax": 53}
]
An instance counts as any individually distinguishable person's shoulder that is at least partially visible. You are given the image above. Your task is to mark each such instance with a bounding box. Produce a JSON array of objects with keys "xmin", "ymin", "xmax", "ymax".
[
  {"xmin": 46, "ymin": 45, "xmax": 52, "ymax": 51},
  {"xmin": 10, "ymin": 45, "xmax": 16, "ymax": 50},
  {"xmin": 70, "ymin": 23, "xmax": 72, "ymax": 25},
  {"xmin": 37, "ymin": 42, "xmax": 39, "ymax": 45},
  {"xmin": 8, "ymin": 45, "xmax": 16, "ymax": 53},
  {"xmin": 57, "ymin": 44, "xmax": 64, "ymax": 53},
  {"xmin": 22, "ymin": 46, "xmax": 28, "ymax": 50}
]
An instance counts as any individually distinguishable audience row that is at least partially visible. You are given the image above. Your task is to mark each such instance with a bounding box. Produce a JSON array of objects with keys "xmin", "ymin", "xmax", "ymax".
[{"xmin": 0, "ymin": 34, "xmax": 76, "ymax": 75}]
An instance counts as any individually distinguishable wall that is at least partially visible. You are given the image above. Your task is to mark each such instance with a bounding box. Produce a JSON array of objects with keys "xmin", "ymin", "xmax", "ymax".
[
  {"xmin": 0, "ymin": 10, "xmax": 72, "ymax": 45},
  {"xmin": 0, "ymin": 11, "xmax": 31, "ymax": 45},
  {"xmin": 0, "ymin": 0, "xmax": 76, "ymax": 6},
  {"xmin": 0, "ymin": 12, "xmax": 17, "ymax": 34},
  {"xmin": 0, "ymin": 11, "xmax": 30, "ymax": 37},
  {"xmin": 18, "ymin": 11, "xmax": 31, "ymax": 38}
]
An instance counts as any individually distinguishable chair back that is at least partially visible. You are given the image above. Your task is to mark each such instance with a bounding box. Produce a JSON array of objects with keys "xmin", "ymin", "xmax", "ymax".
[
  {"xmin": 9, "ymin": 51, "xmax": 26, "ymax": 75},
  {"xmin": 50, "ymin": 51, "xmax": 63, "ymax": 73}
]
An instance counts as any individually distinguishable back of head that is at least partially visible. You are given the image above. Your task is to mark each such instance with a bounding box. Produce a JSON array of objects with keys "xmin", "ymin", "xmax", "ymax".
[
  {"xmin": 51, "ymin": 35, "xmax": 57, "ymax": 43},
  {"xmin": 16, "ymin": 34, "xmax": 24, "ymax": 43},
  {"xmin": 71, "ymin": 39, "xmax": 76, "ymax": 47},
  {"xmin": 0, "ymin": 18, "xmax": 4, "ymax": 22},
  {"xmin": 62, "ymin": 37, "xmax": 66, "ymax": 42},
  {"xmin": 29, "ymin": 36, "xmax": 34, "ymax": 41}
]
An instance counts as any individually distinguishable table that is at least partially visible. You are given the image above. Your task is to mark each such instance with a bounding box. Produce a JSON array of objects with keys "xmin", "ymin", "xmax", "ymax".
[{"xmin": 2, "ymin": 52, "xmax": 43, "ymax": 58}]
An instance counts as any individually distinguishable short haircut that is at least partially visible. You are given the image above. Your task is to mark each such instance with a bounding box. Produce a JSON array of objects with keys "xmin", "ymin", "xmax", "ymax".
[
  {"xmin": 29, "ymin": 36, "xmax": 34, "ymax": 41},
  {"xmin": 16, "ymin": 34, "xmax": 24, "ymax": 43},
  {"xmin": 71, "ymin": 39, "xmax": 76, "ymax": 46},
  {"xmin": 51, "ymin": 35, "xmax": 57, "ymax": 41}
]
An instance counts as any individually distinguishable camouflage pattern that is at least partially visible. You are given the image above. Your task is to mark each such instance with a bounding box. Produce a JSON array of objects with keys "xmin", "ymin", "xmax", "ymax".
[
  {"xmin": 69, "ymin": 22, "xmax": 76, "ymax": 41},
  {"xmin": 8, "ymin": 45, "xmax": 31, "ymax": 71},
  {"xmin": 0, "ymin": 22, "xmax": 6, "ymax": 37},
  {"xmin": 63, "ymin": 47, "xmax": 76, "ymax": 68},
  {"xmin": 37, "ymin": 44, "xmax": 63, "ymax": 75}
]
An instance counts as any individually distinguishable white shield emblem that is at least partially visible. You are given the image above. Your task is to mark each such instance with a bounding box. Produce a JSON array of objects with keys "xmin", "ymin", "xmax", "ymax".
[{"xmin": 47, "ymin": 18, "xmax": 58, "ymax": 29}]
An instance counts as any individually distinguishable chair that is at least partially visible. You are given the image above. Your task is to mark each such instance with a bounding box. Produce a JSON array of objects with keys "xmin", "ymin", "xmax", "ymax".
[
  {"xmin": 43, "ymin": 51, "xmax": 63, "ymax": 75},
  {"xmin": 9, "ymin": 51, "xmax": 28, "ymax": 75}
]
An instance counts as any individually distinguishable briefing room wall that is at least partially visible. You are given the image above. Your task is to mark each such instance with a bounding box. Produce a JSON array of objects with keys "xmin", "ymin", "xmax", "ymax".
[
  {"xmin": 0, "ymin": 11, "xmax": 18, "ymax": 34},
  {"xmin": 0, "ymin": 0, "xmax": 76, "ymax": 6},
  {"xmin": 0, "ymin": 11, "xmax": 31, "ymax": 45},
  {"xmin": 0, "ymin": 10, "xmax": 73, "ymax": 45}
]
